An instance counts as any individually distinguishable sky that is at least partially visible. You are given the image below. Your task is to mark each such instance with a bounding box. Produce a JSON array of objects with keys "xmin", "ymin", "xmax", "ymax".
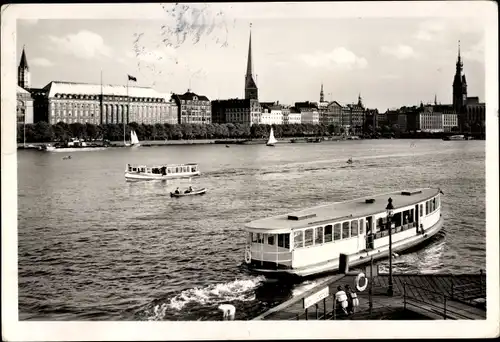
[{"xmin": 15, "ymin": 2, "xmax": 488, "ymax": 112}]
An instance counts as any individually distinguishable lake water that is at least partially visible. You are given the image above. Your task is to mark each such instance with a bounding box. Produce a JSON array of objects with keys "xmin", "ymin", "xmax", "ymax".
[{"xmin": 17, "ymin": 139, "xmax": 485, "ymax": 320}]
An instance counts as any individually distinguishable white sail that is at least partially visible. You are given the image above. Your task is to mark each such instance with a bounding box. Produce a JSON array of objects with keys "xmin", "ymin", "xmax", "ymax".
[
  {"xmin": 131, "ymin": 130, "xmax": 140, "ymax": 145},
  {"xmin": 267, "ymin": 128, "xmax": 278, "ymax": 146}
]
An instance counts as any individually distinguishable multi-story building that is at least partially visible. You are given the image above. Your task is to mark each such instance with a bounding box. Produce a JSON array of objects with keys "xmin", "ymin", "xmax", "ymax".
[
  {"xmin": 171, "ymin": 90, "xmax": 211, "ymax": 124},
  {"xmin": 464, "ymin": 96, "xmax": 486, "ymax": 132},
  {"xmin": 288, "ymin": 107, "xmax": 302, "ymax": 124},
  {"xmin": 17, "ymin": 85, "xmax": 34, "ymax": 124},
  {"xmin": 17, "ymin": 47, "xmax": 178, "ymax": 125},
  {"xmin": 295, "ymin": 101, "xmax": 319, "ymax": 124},
  {"xmin": 211, "ymin": 98, "xmax": 260, "ymax": 125},
  {"xmin": 281, "ymin": 105, "xmax": 291, "ymax": 125},
  {"xmin": 364, "ymin": 108, "xmax": 379, "ymax": 131},
  {"xmin": 323, "ymin": 101, "xmax": 343, "ymax": 126},
  {"xmin": 33, "ymin": 81, "xmax": 176, "ymax": 125},
  {"xmin": 261, "ymin": 102, "xmax": 283, "ymax": 125}
]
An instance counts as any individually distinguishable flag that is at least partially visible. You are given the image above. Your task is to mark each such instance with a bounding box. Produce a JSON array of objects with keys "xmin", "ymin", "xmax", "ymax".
[{"xmin": 128, "ymin": 75, "xmax": 137, "ymax": 82}]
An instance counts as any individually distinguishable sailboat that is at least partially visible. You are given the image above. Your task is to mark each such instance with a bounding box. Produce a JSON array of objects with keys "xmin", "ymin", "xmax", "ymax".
[
  {"xmin": 266, "ymin": 127, "xmax": 278, "ymax": 147},
  {"xmin": 130, "ymin": 130, "xmax": 140, "ymax": 147}
]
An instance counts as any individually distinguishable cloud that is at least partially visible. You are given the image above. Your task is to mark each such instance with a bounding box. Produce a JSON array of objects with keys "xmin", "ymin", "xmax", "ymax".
[
  {"xmin": 380, "ymin": 74, "xmax": 400, "ymax": 80},
  {"xmin": 47, "ymin": 30, "xmax": 112, "ymax": 60},
  {"xmin": 380, "ymin": 45, "xmax": 416, "ymax": 59},
  {"xmin": 31, "ymin": 57, "xmax": 54, "ymax": 67},
  {"xmin": 298, "ymin": 47, "xmax": 367, "ymax": 70},
  {"xmin": 414, "ymin": 21, "xmax": 446, "ymax": 41}
]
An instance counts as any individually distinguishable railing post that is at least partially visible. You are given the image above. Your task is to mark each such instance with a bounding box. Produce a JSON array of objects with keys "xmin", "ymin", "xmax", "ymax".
[
  {"xmin": 323, "ymin": 298, "xmax": 326, "ymax": 320},
  {"xmin": 305, "ymin": 308, "xmax": 308, "ymax": 321},
  {"xmin": 403, "ymin": 282, "xmax": 406, "ymax": 310},
  {"xmin": 296, "ymin": 313, "xmax": 300, "ymax": 320},
  {"xmin": 315, "ymin": 304, "xmax": 319, "ymax": 320},
  {"xmin": 451, "ymin": 283, "xmax": 454, "ymax": 300},
  {"xmin": 443, "ymin": 296, "xmax": 447, "ymax": 320},
  {"xmin": 333, "ymin": 299, "xmax": 336, "ymax": 320}
]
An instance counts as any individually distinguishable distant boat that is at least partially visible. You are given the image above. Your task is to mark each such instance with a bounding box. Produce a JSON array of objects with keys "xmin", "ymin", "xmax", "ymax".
[
  {"xmin": 41, "ymin": 138, "xmax": 107, "ymax": 152},
  {"xmin": 170, "ymin": 188, "xmax": 207, "ymax": 197},
  {"xmin": 266, "ymin": 128, "xmax": 278, "ymax": 147},
  {"xmin": 125, "ymin": 163, "xmax": 200, "ymax": 181},
  {"xmin": 347, "ymin": 158, "xmax": 353, "ymax": 164},
  {"xmin": 130, "ymin": 130, "xmax": 140, "ymax": 147},
  {"xmin": 443, "ymin": 135, "xmax": 465, "ymax": 141}
]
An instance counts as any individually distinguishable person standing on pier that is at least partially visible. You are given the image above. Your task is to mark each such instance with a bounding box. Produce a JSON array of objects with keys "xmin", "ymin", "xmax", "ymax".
[
  {"xmin": 335, "ymin": 286, "xmax": 349, "ymax": 315},
  {"xmin": 345, "ymin": 284, "xmax": 359, "ymax": 314}
]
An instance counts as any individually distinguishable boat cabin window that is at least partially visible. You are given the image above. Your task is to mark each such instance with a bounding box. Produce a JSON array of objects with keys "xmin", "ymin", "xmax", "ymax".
[
  {"xmin": 132, "ymin": 167, "xmax": 137, "ymax": 172},
  {"xmin": 420, "ymin": 204, "xmax": 423, "ymax": 217},
  {"xmin": 378, "ymin": 217, "xmax": 386, "ymax": 231},
  {"xmin": 392, "ymin": 212, "xmax": 402, "ymax": 227},
  {"xmin": 141, "ymin": 167, "xmax": 146, "ymax": 173},
  {"xmin": 315, "ymin": 227, "xmax": 323, "ymax": 245},
  {"xmin": 176, "ymin": 167, "xmax": 179, "ymax": 173},
  {"xmin": 359, "ymin": 219, "xmax": 364, "ymax": 234},
  {"xmin": 267, "ymin": 235, "xmax": 275, "ymax": 245},
  {"xmin": 304, "ymin": 229, "xmax": 314, "ymax": 247},
  {"xmin": 436, "ymin": 196, "xmax": 440, "ymax": 208},
  {"xmin": 251, "ymin": 233, "xmax": 264, "ymax": 243},
  {"xmin": 167, "ymin": 168, "xmax": 171, "ymax": 174},
  {"xmin": 278, "ymin": 234, "xmax": 290, "ymax": 249},
  {"xmin": 294, "ymin": 231, "xmax": 304, "ymax": 248},
  {"xmin": 191, "ymin": 166, "xmax": 196, "ymax": 172},
  {"xmin": 342, "ymin": 222, "xmax": 350, "ymax": 239},
  {"xmin": 324, "ymin": 225, "xmax": 333, "ymax": 242},
  {"xmin": 351, "ymin": 220, "xmax": 358, "ymax": 236},
  {"xmin": 334, "ymin": 223, "xmax": 341, "ymax": 241}
]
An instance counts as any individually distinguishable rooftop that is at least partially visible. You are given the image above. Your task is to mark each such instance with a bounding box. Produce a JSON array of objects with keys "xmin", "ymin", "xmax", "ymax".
[
  {"xmin": 245, "ymin": 188, "xmax": 439, "ymax": 232},
  {"xmin": 42, "ymin": 81, "xmax": 169, "ymax": 99}
]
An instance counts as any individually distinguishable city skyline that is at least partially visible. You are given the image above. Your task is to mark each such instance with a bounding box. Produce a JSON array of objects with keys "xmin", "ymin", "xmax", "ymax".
[{"xmin": 16, "ymin": 3, "xmax": 486, "ymax": 112}]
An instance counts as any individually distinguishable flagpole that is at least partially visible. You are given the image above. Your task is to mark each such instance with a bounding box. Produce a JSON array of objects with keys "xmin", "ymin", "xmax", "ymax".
[{"xmin": 125, "ymin": 77, "xmax": 128, "ymax": 145}]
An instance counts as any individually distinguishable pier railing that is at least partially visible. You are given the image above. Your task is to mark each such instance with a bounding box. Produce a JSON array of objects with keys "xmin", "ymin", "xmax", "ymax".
[{"xmin": 403, "ymin": 282, "xmax": 484, "ymax": 319}]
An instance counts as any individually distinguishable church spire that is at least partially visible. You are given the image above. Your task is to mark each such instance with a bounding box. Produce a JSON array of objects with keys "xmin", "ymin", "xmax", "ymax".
[
  {"xmin": 320, "ymin": 83, "xmax": 324, "ymax": 102},
  {"xmin": 244, "ymin": 23, "xmax": 258, "ymax": 100},
  {"xmin": 18, "ymin": 45, "xmax": 31, "ymax": 89}
]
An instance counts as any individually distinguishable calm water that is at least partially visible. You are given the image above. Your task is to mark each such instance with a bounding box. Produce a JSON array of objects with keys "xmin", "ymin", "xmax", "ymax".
[{"xmin": 17, "ymin": 139, "xmax": 485, "ymax": 320}]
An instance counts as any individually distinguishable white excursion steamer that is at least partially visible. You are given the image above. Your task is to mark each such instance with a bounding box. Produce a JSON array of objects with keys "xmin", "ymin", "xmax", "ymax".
[
  {"xmin": 125, "ymin": 163, "xmax": 200, "ymax": 181},
  {"xmin": 243, "ymin": 188, "xmax": 444, "ymax": 278}
]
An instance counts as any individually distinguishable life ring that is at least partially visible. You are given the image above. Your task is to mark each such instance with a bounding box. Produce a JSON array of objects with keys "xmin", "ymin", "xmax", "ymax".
[
  {"xmin": 244, "ymin": 249, "xmax": 251, "ymax": 264},
  {"xmin": 355, "ymin": 272, "xmax": 368, "ymax": 292}
]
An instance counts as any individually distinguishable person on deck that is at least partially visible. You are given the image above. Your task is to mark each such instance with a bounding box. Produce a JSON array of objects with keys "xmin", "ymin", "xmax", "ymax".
[
  {"xmin": 335, "ymin": 286, "xmax": 349, "ymax": 315},
  {"xmin": 174, "ymin": 187, "xmax": 180, "ymax": 194}
]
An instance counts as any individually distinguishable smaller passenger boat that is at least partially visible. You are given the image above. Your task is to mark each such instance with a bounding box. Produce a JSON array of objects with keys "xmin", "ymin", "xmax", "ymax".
[
  {"xmin": 170, "ymin": 188, "xmax": 207, "ymax": 197},
  {"xmin": 125, "ymin": 163, "xmax": 200, "ymax": 180},
  {"xmin": 41, "ymin": 138, "xmax": 107, "ymax": 152},
  {"xmin": 443, "ymin": 134, "xmax": 465, "ymax": 141}
]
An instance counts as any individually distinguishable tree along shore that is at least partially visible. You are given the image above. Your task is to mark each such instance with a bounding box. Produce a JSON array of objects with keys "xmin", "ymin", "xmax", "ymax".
[{"xmin": 17, "ymin": 121, "xmax": 484, "ymax": 144}]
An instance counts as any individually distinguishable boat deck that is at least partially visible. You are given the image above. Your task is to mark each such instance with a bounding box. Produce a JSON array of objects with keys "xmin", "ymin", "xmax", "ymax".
[{"xmin": 246, "ymin": 188, "xmax": 439, "ymax": 231}]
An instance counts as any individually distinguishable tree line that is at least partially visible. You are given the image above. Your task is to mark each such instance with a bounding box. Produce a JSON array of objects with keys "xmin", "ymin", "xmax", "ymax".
[{"xmin": 17, "ymin": 122, "xmax": 347, "ymax": 143}]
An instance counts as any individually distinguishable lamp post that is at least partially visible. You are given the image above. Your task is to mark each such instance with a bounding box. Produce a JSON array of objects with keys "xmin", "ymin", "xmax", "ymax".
[{"xmin": 386, "ymin": 197, "xmax": 394, "ymax": 296}]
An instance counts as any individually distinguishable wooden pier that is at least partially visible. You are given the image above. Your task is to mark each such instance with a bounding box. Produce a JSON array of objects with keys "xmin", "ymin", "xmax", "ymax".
[{"xmin": 253, "ymin": 270, "xmax": 486, "ymax": 321}]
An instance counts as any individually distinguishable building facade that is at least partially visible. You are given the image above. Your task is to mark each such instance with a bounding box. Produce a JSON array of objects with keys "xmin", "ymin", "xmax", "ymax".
[
  {"xmin": 17, "ymin": 85, "xmax": 34, "ymax": 124},
  {"xmin": 288, "ymin": 108, "xmax": 302, "ymax": 124},
  {"xmin": 261, "ymin": 103, "xmax": 283, "ymax": 125},
  {"xmin": 171, "ymin": 91, "xmax": 211, "ymax": 124},
  {"xmin": 323, "ymin": 101, "xmax": 342, "ymax": 126},
  {"xmin": 295, "ymin": 101, "xmax": 319, "ymax": 125},
  {"xmin": 36, "ymin": 81, "xmax": 176, "ymax": 125},
  {"xmin": 211, "ymin": 98, "xmax": 260, "ymax": 125}
]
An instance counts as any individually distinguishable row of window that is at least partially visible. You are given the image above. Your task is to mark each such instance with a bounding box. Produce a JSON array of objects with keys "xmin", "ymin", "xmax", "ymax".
[
  {"xmin": 251, "ymin": 233, "xmax": 291, "ymax": 249},
  {"xmin": 292, "ymin": 218, "xmax": 366, "ymax": 249},
  {"xmin": 53, "ymin": 94, "xmax": 164, "ymax": 102}
]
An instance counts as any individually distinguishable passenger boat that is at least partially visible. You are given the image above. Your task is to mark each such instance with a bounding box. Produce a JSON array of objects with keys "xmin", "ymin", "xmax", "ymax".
[
  {"xmin": 125, "ymin": 163, "xmax": 200, "ymax": 181},
  {"xmin": 170, "ymin": 188, "xmax": 207, "ymax": 197},
  {"xmin": 443, "ymin": 134, "xmax": 465, "ymax": 141},
  {"xmin": 41, "ymin": 138, "xmax": 107, "ymax": 152},
  {"xmin": 243, "ymin": 188, "xmax": 444, "ymax": 278},
  {"xmin": 266, "ymin": 128, "xmax": 278, "ymax": 147}
]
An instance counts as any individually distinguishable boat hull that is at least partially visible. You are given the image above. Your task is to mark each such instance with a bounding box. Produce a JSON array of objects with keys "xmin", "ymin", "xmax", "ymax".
[
  {"xmin": 170, "ymin": 188, "xmax": 207, "ymax": 197},
  {"xmin": 246, "ymin": 215, "xmax": 444, "ymax": 278},
  {"xmin": 46, "ymin": 147, "xmax": 107, "ymax": 152},
  {"xmin": 124, "ymin": 171, "xmax": 200, "ymax": 181}
]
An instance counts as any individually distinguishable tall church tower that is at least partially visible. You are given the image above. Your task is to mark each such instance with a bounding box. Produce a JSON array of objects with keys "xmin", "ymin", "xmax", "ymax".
[
  {"xmin": 245, "ymin": 25, "xmax": 258, "ymax": 100},
  {"xmin": 320, "ymin": 83, "xmax": 324, "ymax": 102},
  {"xmin": 18, "ymin": 46, "xmax": 31, "ymax": 89},
  {"xmin": 452, "ymin": 40, "xmax": 467, "ymax": 113}
]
